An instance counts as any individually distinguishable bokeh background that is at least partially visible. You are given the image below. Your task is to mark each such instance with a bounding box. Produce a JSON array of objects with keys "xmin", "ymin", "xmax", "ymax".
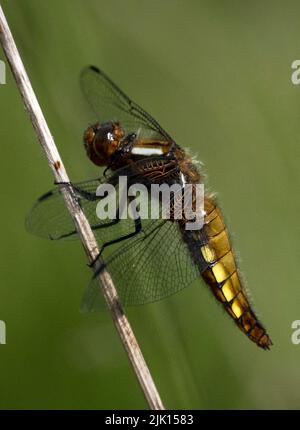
[{"xmin": 0, "ymin": 0, "xmax": 299, "ymax": 409}]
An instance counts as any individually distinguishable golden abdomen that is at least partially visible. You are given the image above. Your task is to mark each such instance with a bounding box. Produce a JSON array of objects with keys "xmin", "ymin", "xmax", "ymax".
[{"xmin": 199, "ymin": 196, "xmax": 272, "ymax": 350}]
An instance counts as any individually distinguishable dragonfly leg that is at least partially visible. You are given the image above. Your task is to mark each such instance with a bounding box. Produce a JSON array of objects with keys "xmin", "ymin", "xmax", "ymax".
[
  {"xmin": 98, "ymin": 215, "xmax": 142, "ymax": 256},
  {"xmin": 87, "ymin": 203, "xmax": 142, "ymax": 266},
  {"xmin": 87, "ymin": 218, "xmax": 141, "ymax": 267},
  {"xmin": 97, "ymin": 194, "xmax": 142, "ymax": 254},
  {"xmin": 53, "ymin": 181, "xmax": 96, "ymax": 202},
  {"xmin": 88, "ymin": 253, "xmax": 105, "ymax": 269},
  {"xmin": 54, "ymin": 181, "xmax": 72, "ymax": 187}
]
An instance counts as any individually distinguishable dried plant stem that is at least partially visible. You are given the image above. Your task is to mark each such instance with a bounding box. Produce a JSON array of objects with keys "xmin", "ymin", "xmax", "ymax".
[{"xmin": 0, "ymin": 5, "xmax": 164, "ymax": 410}]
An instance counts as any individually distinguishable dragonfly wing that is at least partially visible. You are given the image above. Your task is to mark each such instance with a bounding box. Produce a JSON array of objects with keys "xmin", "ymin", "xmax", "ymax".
[
  {"xmin": 81, "ymin": 217, "xmax": 203, "ymax": 311},
  {"xmin": 26, "ymin": 184, "xmax": 83, "ymax": 241},
  {"xmin": 25, "ymin": 177, "xmax": 137, "ymax": 242},
  {"xmin": 80, "ymin": 66, "xmax": 175, "ymax": 142},
  {"xmin": 26, "ymin": 157, "xmax": 179, "ymax": 241}
]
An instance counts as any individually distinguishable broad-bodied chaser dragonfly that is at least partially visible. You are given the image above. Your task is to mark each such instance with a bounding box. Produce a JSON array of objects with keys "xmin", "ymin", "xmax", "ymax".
[{"xmin": 26, "ymin": 66, "xmax": 272, "ymax": 350}]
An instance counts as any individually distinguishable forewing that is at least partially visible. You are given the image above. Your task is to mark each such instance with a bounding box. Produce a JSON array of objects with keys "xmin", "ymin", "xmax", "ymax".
[
  {"xmin": 26, "ymin": 157, "xmax": 180, "ymax": 242},
  {"xmin": 25, "ymin": 177, "xmax": 137, "ymax": 243},
  {"xmin": 80, "ymin": 66, "xmax": 174, "ymax": 141}
]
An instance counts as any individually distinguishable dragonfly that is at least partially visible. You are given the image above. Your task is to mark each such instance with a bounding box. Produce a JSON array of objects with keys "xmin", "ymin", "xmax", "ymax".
[{"xmin": 26, "ymin": 65, "xmax": 272, "ymax": 350}]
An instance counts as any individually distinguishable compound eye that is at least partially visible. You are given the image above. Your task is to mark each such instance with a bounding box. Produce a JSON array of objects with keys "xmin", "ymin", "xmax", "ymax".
[{"xmin": 84, "ymin": 127, "xmax": 95, "ymax": 145}]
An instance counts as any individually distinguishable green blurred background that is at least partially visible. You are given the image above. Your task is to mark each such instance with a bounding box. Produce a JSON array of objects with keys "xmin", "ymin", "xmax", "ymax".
[{"xmin": 0, "ymin": 0, "xmax": 299, "ymax": 409}]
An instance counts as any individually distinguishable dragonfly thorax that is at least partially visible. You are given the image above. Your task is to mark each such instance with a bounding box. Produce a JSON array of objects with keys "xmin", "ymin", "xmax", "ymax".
[{"xmin": 83, "ymin": 121, "xmax": 125, "ymax": 166}]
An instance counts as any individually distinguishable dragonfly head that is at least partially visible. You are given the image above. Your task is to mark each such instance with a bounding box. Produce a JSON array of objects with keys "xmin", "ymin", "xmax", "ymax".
[{"xmin": 83, "ymin": 121, "xmax": 125, "ymax": 166}]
